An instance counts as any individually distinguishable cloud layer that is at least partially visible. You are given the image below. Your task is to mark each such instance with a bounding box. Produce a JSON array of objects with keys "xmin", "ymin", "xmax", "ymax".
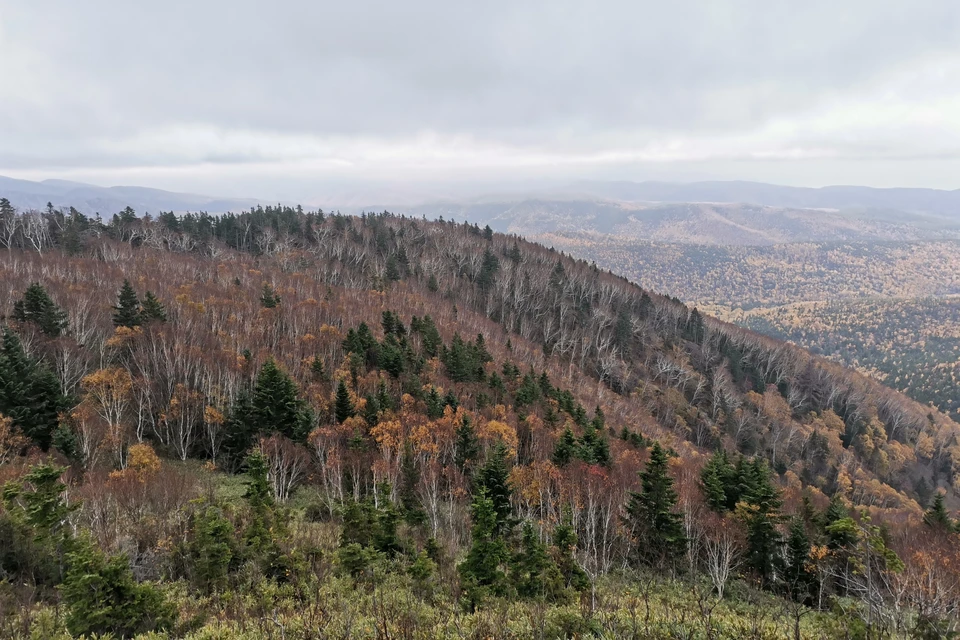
[{"xmin": 3, "ymin": 1, "xmax": 960, "ymax": 195}]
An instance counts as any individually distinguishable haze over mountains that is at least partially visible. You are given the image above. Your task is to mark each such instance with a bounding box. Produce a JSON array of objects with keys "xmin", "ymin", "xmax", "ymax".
[
  {"xmin": 4, "ymin": 175, "xmax": 960, "ymax": 246},
  {"xmin": 0, "ymin": 175, "xmax": 260, "ymax": 216}
]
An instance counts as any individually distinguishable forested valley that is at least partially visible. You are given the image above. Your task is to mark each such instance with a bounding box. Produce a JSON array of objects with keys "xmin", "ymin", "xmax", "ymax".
[
  {"xmin": 537, "ymin": 234, "xmax": 960, "ymax": 424},
  {"xmin": 0, "ymin": 199, "xmax": 959, "ymax": 638}
]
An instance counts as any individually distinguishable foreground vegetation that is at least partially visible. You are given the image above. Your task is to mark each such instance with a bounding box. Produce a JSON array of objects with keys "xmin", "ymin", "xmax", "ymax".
[{"xmin": 4, "ymin": 455, "xmax": 954, "ymax": 640}]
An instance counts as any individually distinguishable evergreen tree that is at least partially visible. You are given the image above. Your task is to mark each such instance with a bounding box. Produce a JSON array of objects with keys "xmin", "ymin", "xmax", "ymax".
[
  {"xmin": 242, "ymin": 452, "xmax": 277, "ymax": 556},
  {"xmin": 252, "ymin": 359, "xmax": 307, "ymax": 440},
  {"xmin": 591, "ymin": 406, "xmax": 605, "ymax": 431},
  {"xmin": 260, "ymin": 283, "xmax": 280, "ymax": 308},
  {"xmin": 459, "ymin": 490, "xmax": 511, "ymax": 608},
  {"xmin": 221, "ymin": 390, "xmax": 256, "ymax": 469},
  {"xmin": 1, "ymin": 463, "xmax": 75, "ymax": 590},
  {"xmin": 0, "ymin": 197, "xmax": 14, "ymax": 226},
  {"xmin": 112, "ymin": 279, "xmax": 142, "ymax": 328},
  {"xmin": 476, "ymin": 248, "xmax": 500, "ymax": 293},
  {"xmin": 552, "ymin": 426, "xmax": 578, "ymax": 467},
  {"xmin": 140, "ymin": 291, "xmax": 167, "ymax": 323},
  {"xmin": 425, "ymin": 386, "xmax": 446, "ymax": 419},
  {"xmin": 334, "ymin": 379, "xmax": 355, "ymax": 424},
  {"xmin": 50, "ymin": 424, "xmax": 79, "ymax": 461},
  {"xmin": 385, "ymin": 255, "xmax": 402, "ymax": 282},
  {"xmin": 684, "ymin": 308, "xmax": 706, "ymax": 344},
  {"xmin": 624, "ymin": 442, "xmax": 685, "ymax": 568},
  {"xmin": 700, "ymin": 450, "xmax": 738, "ymax": 512},
  {"xmin": 399, "ymin": 443, "xmax": 425, "ymax": 525},
  {"xmin": 310, "ymin": 356, "xmax": 327, "ymax": 381},
  {"xmin": 0, "ymin": 329, "xmax": 69, "ymax": 449},
  {"xmin": 823, "ymin": 496, "xmax": 857, "ymax": 550},
  {"xmin": 12, "ymin": 283, "xmax": 68, "ymax": 337},
  {"xmin": 372, "ymin": 504, "xmax": 402, "ymax": 557},
  {"xmin": 511, "ymin": 523, "xmax": 566, "ymax": 602},
  {"xmin": 923, "ymin": 492, "xmax": 955, "ymax": 531},
  {"xmin": 61, "ymin": 540, "xmax": 174, "ymax": 638},
  {"xmin": 182, "ymin": 502, "xmax": 236, "ymax": 593},
  {"xmin": 738, "ymin": 459, "xmax": 784, "ymax": 583},
  {"xmin": 784, "ymin": 517, "xmax": 812, "ymax": 600},
  {"xmin": 454, "ymin": 415, "xmax": 480, "ymax": 474},
  {"xmin": 552, "ymin": 518, "xmax": 589, "ymax": 592},
  {"xmin": 474, "ymin": 441, "xmax": 513, "ymax": 536},
  {"xmin": 579, "ymin": 423, "xmax": 610, "ymax": 466}
]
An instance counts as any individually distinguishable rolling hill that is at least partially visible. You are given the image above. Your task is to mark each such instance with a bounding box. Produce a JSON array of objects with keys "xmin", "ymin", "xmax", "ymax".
[{"xmin": 1, "ymin": 196, "xmax": 959, "ymax": 637}]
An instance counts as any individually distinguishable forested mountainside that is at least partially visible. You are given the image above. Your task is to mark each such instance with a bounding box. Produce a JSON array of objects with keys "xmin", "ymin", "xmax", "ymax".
[
  {"xmin": 731, "ymin": 297, "xmax": 960, "ymax": 423},
  {"xmin": 0, "ymin": 200, "xmax": 959, "ymax": 638},
  {"xmin": 538, "ymin": 234, "xmax": 960, "ymax": 424},
  {"xmin": 402, "ymin": 199, "xmax": 960, "ymax": 246}
]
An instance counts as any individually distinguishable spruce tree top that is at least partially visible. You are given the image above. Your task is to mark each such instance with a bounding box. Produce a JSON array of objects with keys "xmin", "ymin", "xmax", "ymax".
[
  {"xmin": 140, "ymin": 291, "xmax": 167, "ymax": 323},
  {"xmin": 12, "ymin": 283, "xmax": 68, "ymax": 337},
  {"xmin": 252, "ymin": 358, "xmax": 305, "ymax": 440},
  {"xmin": 112, "ymin": 279, "xmax": 142, "ymax": 328},
  {"xmin": 924, "ymin": 492, "xmax": 956, "ymax": 531},
  {"xmin": 334, "ymin": 378, "xmax": 355, "ymax": 424}
]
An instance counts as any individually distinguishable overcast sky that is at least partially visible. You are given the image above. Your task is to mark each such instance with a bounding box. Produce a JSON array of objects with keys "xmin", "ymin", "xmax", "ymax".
[{"xmin": 2, "ymin": 1, "xmax": 960, "ymax": 199}]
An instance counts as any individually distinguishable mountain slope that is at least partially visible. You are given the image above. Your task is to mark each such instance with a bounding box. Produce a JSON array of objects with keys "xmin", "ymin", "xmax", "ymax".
[
  {"xmin": 2, "ymin": 204, "xmax": 959, "ymax": 637},
  {"xmin": 1, "ymin": 206, "xmax": 956, "ymax": 509},
  {"xmin": 568, "ymin": 180, "xmax": 960, "ymax": 218},
  {"xmin": 399, "ymin": 199, "xmax": 960, "ymax": 245},
  {"xmin": 536, "ymin": 234, "xmax": 960, "ymax": 422}
]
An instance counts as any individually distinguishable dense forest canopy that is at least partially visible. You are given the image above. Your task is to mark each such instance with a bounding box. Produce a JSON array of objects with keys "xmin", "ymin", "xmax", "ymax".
[
  {"xmin": 536, "ymin": 233, "xmax": 960, "ymax": 424},
  {"xmin": 0, "ymin": 198, "xmax": 959, "ymax": 638}
]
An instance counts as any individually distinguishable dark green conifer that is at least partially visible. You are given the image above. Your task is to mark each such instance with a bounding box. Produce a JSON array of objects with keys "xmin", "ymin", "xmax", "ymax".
[
  {"xmin": 399, "ymin": 443, "xmax": 425, "ymax": 525},
  {"xmin": 454, "ymin": 415, "xmax": 480, "ymax": 474},
  {"xmin": 0, "ymin": 329, "xmax": 69, "ymax": 449},
  {"xmin": 12, "ymin": 283, "xmax": 68, "ymax": 337},
  {"xmin": 923, "ymin": 492, "xmax": 955, "ymax": 531},
  {"xmin": 140, "ymin": 291, "xmax": 167, "ymax": 323},
  {"xmin": 252, "ymin": 359, "xmax": 306, "ymax": 440},
  {"xmin": 739, "ymin": 459, "xmax": 784, "ymax": 583},
  {"xmin": 1, "ymin": 463, "xmax": 75, "ymax": 588},
  {"xmin": 260, "ymin": 283, "xmax": 280, "ymax": 308},
  {"xmin": 242, "ymin": 452, "xmax": 277, "ymax": 555},
  {"xmin": 552, "ymin": 518, "xmax": 589, "ymax": 592},
  {"xmin": 334, "ymin": 379, "xmax": 355, "ymax": 424},
  {"xmin": 61, "ymin": 541, "xmax": 173, "ymax": 638},
  {"xmin": 182, "ymin": 502, "xmax": 236, "ymax": 593},
  {"xmin": 458, "ymin": 490, "xmax": 511, "ymax": 608},
  {"xmin": 784, "ymin": 518, "xmax": 812, "ymax": 600},
  {"xmin": 474, "ymin": 441, "xmax": 514, "ymax": 536},
  {"xmin": 552, "ymin": 426, "xmax": 578, "ymax": 467},
  {"xmin": 624, "ymin": 442, "xmax": 686, "ymax": 568},
  {"xmin": 310, "ymin": 356, "xmax": 327, "ymax": 381},
  {"xmin": 823, "ymin": 496, "xmax": 856, "ymax": 550},
  {"xmin": 511, "ymin": 523, "xmax": 565, "ymax": 601},
  {"xmin": 425, "ymin": 386, "xmax": 445, "ymax": 419},
  {"xmin": 700, "ymin": 450, "xmax": 738, "ymax": 512},
  {"xmin": 112, "ymin": 279, "xmax": 141, "ymax": 328},
  {"xmin": 579, "ymin": 423, "xmax": 610, "ymax": 466}
]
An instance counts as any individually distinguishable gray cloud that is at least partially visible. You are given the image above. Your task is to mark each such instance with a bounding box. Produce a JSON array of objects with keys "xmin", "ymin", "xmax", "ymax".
[{"xmin": 2, "ymin": 1, "xmax": 960, "ymax": 194}]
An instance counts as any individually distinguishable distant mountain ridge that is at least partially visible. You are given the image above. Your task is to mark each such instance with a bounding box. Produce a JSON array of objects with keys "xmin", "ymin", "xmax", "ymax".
[
  {"xmin": 0, "ymin": 175, "xmax": 262, "ymax": 215},
  {"xmin": 563, "ymin": 180, "xmax": 960, "ymax": 218},
  {"xmin": 5, "ymin": 175, "xmax": 960, "ymax": 245},
  {"xmin": 399, "ymin": 199, "xmax": 960, "ymax": 246}
]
